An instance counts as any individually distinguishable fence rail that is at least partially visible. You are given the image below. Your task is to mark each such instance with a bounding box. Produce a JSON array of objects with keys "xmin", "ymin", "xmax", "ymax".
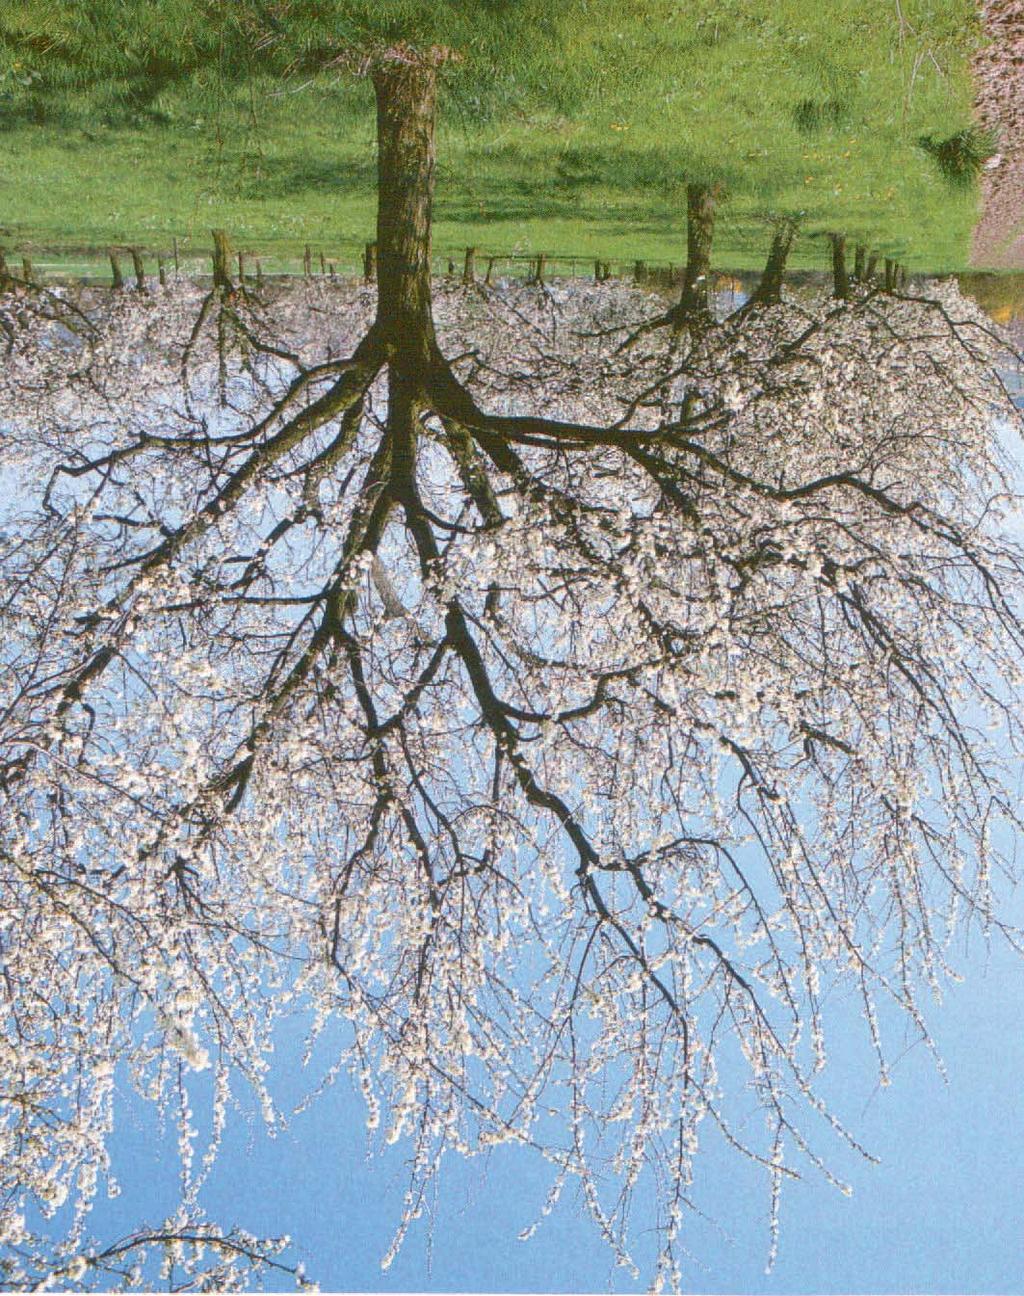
[
  {"xmin": 0, "ymin": 230, "xmax": 911, "ymax": 296},
  {"xmin": 0, "ymin": 231, "xmax": 690, "ymax": 290}
]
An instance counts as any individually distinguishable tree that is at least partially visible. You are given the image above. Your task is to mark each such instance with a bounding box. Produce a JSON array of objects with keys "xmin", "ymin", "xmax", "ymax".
[
  {"xmin": 5, "ymin": 84, "xmax": 1024, "ymax": 1282},
  {"xmin": 3, "ymin": 17, "xmax": 1024, "ymax": 1292}
]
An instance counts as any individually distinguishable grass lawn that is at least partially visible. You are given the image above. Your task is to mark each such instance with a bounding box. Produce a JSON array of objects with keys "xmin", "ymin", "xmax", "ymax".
[{"xmin": 0, "ymin": 0, "xmax": 984, "ymax": 275}]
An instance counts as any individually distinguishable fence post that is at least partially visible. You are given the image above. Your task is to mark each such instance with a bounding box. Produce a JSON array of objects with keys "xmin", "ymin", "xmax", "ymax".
[
  {"xmin": 884, "ymin": 258, "xmax": 897, "ymax": 293},
  {"xmin": 303, "ymin": 245, "xmax": 312, "ymax": 278},
  {"xmin": 854, "ymin": 244, "xmax": 867, "ymax": 281},
  {"xmin": 865, "ymin": 251, "xmax": 879, "ymax": 282},
  {"xmin": 158, "ymin": 257, "xmax": 167, "ymax": 288},
  {"xmin": 463, "ymin": 246, "xmax": 476, "ymax": 285},
  {"xmin": 634, "ymin": 260, "xmax": 647, "ymax": 284},
  {"xmin": 256, "ymin": 258, "xmax": 265, "ymax": 291},
  {"xmin": 173, "ymin": 237, "xmax": 180, "ymax": 272},
  {"xmin": 109, "ymin": 250, "xmax": 124, "ymax": 291},
  {"xmin": 238, "ymin": 251, "xmax": 247, "ymax": 286},
  {"xmin": 363, "ymin": 242, "xmax": 377, "ymax": 282},
  {"xmin": 0, "ymin": 248, "xmax": 9, "ymax": 289},
  {"xmin": 534, "ymin": 253, "xmax": 547, "ymax": 285},
  {"xmin": 485, "ymin": 257, "xmax": 495, "ymax": 285},
  {"xmin": 130, "ymin": 247, "xmax": 146, "ymax": 292}
]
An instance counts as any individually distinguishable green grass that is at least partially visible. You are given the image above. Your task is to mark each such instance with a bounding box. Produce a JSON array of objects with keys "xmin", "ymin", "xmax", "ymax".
[{"xmin": 0, "ymin": 0, "xmax": 985, "ymax": 274}]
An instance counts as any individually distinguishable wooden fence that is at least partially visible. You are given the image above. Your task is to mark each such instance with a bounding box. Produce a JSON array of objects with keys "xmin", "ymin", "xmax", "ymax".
[
  {"xmin": 1, "ymin": 231, "xmax": 909, "ymax": 295},
  {"xmin": 0, "ymin": 232, "xmax": 685, "ymax": 291}
]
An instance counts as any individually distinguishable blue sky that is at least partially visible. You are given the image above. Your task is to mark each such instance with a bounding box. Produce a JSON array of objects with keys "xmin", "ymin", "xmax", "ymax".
[{"xmin": 90, "ymin": 901, "xmax": 1024, "ymax": 1294}]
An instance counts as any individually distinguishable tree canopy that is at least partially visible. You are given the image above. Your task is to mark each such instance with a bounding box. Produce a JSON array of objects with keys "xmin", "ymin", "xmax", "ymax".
[{"xmin": 0, "ymin": 15, "xmax": 1020, "ymax": 1293}]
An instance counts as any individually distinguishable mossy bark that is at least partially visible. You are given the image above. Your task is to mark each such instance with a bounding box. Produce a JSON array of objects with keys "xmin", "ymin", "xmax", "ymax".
[
  {"xmin": 673, "ymin": 184, "xmax": 718, "ymax": 329},
  {"xmin": 373, "ymin": 61, "xmax": 438, "ymax": 369},
  {"xmin": 830, "ymin": 234, "xmax": 850, "ymax": 300},
  {"xmin": 370, "ymin": 61, "xmax": 447, "ymax": 506},
  {"xmin": 749, "ymin": 221, "xmax": 796, "ymax": 307},
  {"xmin": 211, "ymin": 229, "xmax": 233, "ymax": 293}
]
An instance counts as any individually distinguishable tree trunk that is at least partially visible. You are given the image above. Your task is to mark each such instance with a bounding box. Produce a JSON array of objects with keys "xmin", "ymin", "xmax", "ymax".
[
  {"xmin": 830, "ymin": 234, "xmax": 849, "ymax": 300},
  {"xmin": 749, "ymin": 221, "xmax": 796, "ymax": 307},
  {"xmin": 372, "ymin": 60, "xmax": 439, "ymax": 359},
  {"xmin": 130, "ymin": 247, "xmax": 146, "ymax": 292},
  {"xmin": 675, "ymin": 183, "xmax": 718, "ymax": 326},
  {"xmin": 463, "ymin": 246, "xmax": 476, "ymax": 285},
  {"xmin": 211, "ymin": 229, "xmax": 233, "ymax": 293}
]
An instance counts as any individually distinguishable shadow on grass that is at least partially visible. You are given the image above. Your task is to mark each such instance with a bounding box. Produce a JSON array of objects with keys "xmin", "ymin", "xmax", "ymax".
[{"xmin": 231, "ymin": 155, "xmax": 377, "ymax": 200}]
